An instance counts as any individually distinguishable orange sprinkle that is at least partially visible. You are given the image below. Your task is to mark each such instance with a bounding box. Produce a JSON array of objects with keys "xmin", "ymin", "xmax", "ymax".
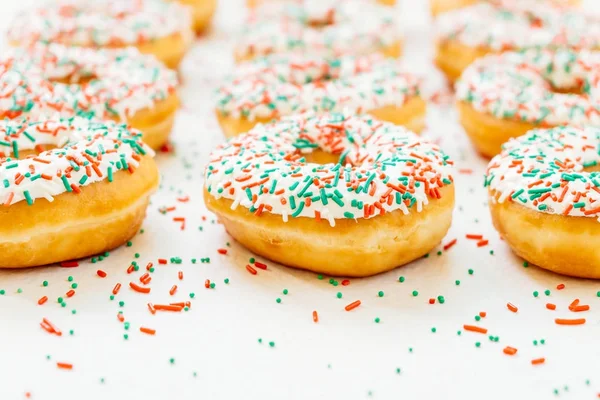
[
  {"xmin": 465, "ymin": 234, "xmax": 483, "ymax": 240},
  {"xmin": 479, "ymin": 311, "xmax": 487, "ymax": 318},
  {"xmin": 38, "ymin": 296, "xmax": 48, "ymax": 305},
  {"xmin": 476, "ymin": 240, "xmax": 489, "ymax": 247},
  {"xmin": 147, "ymin": 303, "xmax": 156, "ymax": 315},
  {"xmin": 312, "ymin": 310, "xmax": 319, "ymax": 323},
  {"xmin": 246, "ymin": 264, "xmax": 257, "ymax": 275},
  {"xmin": 443, "ymin": 239, "xmax": 457, "ymax": 251},
  {"xmin": 169, "ymin": 285, "xmax": 177, "ymax": 296},
  {"xmin": 178, "ymin": 271, "xmax": 183, "ymax": 280},
  {"xmin": 555, "ymin": 318, "xmax": 586, "ymax": 325},
  {"xmin": 140, "ymin": 327, "xmax": 156, "ymax": 335},
  {"xmin": 56, "ymin": 362, "xmax": 73, "ymax": 370},
  {"xmin": 503, "ymin": 346, "xmax": 518, "ymax": 356},
  {"xmin": 345, "ymin": 300, "xmax": 361, "ymax": 311},
  {"xmin": 506, "ymin": 303, "xmax": 518, "ymax": 313},
  {"xmin": 569, "ymin": 299, "xmax": 580, "ymax": 308},
  {"xmin": 42, "ymin": 318, "xmax": 62, "ymax": 336},
  {"xmin": 570, "ymin": 305, "xmax": 590, "ymax": 312},
  {"xmin": 463, "ymin": 325, "xmax": 488, "ymax": 334},
  {"xmin": 153, "ymin": 304, "xmax": 183, "ymax": 312},
  {"xmin": 129, "ymin": 282, "xmax": 151, "ymax": 294},
  {"xmin": 112, "ymin": 283, "xmax": 121, "ymax": 295},
  {"xmin": 117, "ymin": 313, "xmax": 125, "ymax": 322},
  {"xmin": 205, "ymin": 279, "xmax": 211, "ymax": 288},
  {"xmin": 546, "ymin": 303, "xmax": 556, "ymax": 310},
  {"xmin": 217, "ymin": 248, "xmax": 228, "ymax": 255},
  {"xmin": 531, "ymin": 358, "xmax": 545, "ymax": 365},
  {"xmin": 65, "ymin": 289, "xmax": 75, "ymax": 298},
  {"xmin": 556, "ymin": 283, "xmax": 565, "ymax": 290}
]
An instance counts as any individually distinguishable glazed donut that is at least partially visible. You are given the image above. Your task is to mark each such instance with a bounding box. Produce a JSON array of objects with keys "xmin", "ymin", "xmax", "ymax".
[
  {"xmin": 0, "ymin": 43, "xmax": 179, "ymax": 150},
  {"xmin": 486, "ymin": 126, "xmax": 600, "ymax": 278},
  {"xmin": 435, "ymin": 1, "xmax": 598, "ymax": 82},
  {"xmin": 215, "ymin": 53, "xmax": 425, "ymax": 138},
  {"xmin": 0, "ymin": 118, "xmax": 159, "ymax": 268},
  {"xmin": 456, "ymin": 48, "xmax": 600, "ymax": 157},
  {"xmin": 176, "ymin": 0, "xmax": 217, "ymax": 34},
  {"xmin": 204, "ymin": 112, "xmax": 455, "ymax": 277},
  {"xmin": 236, "ymin": 0, "xmax": 402, "ymax": 62},
  {"xmin": 430, "ymin": 0, "xmax": 580, "ymax": 17},
  {"xmin": 7, "ymin": 0, "xmax": 192, "ymax": 69}
]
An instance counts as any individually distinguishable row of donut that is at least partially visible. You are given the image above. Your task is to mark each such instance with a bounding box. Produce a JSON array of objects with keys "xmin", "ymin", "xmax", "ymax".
[
  {"xmin": 203, "ymin": 0, "xmax": 600, "ymax": 279},
  {"xmin": 0, "ymin": 0, "xmax": 220, "ymax": 268},
  {"xmin": 1, "ymin": 0, "xmax": 597, "ymax": 280}
]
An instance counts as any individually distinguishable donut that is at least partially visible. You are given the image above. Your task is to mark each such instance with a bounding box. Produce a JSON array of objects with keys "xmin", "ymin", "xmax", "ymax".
[
  {"xmin": 7, "ymin": 0, "xmax": 193, "ymax": 69},
  {"xmin": 215, "ymin": 53, "xmax": 425, "ymax": 138},
  {"xmin": 0, "ymin": 43, "xmax": 179, "ymax": 150},
  {"xmin": 0, "ymin": 118, "xmax": 159, "ymax": 268},
  {"xmin": 435, "ymin": 1, "xmax": 598, "ymax": 82},
  {"xmin": 177, "ymin": 0, "xmax": 217, "ymax": 34},
  {"xmin": 456, "ymin": 48, "xmax": 600, "ymax": 157},
  {"xmin": 235, "ymin": 0, "xmax": 402, "ymax": 62},
  {"xmin": 486, "ymin": 126, "xmax": 600, "ymax": 278},
  {"xmin": 204, "ymin": 112, "xmax": 455, "ymax": 277},
  {"xmin": 430, "ymin": 0, "xmax": 580, "ymax": 17}
]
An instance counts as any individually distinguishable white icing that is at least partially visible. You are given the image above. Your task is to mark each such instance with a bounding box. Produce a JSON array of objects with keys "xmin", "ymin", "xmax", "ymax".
[{"xmin": 205, "ymin": 112, "xmax": 454, "ymax": 227}]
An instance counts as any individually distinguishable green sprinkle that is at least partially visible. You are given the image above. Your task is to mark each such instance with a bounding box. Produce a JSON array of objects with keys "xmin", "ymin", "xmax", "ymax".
[
  {"xmin": 374, "ymin": 317, "xmax": 381, "ymax": 323},
  {"xmin": 283, "ymin": 289, "xmax": 288, "ymax": 295},
  {"xmin": 269, "ymin": 341, "xmax": 275, "ymax": 347},
  {"xmin": 468, "ymin": 269, "xmax": 474, "ymax": 275},
  {"xmin": 42, "ymin": 281, "xmax": 48, "ymax": 287},
  {"xmin": 378, "ymin": 291, "xmax": 384, "ymax": 297},
  {"xmin": 336, "ymin": 292, "xmax": 342, "ymax": 299},
  {"xmin": 412, "ymin": 290, "xmax": 419, "ymax": 297},
  {"xmin": 544, "ymin": 289, "xmax": 550, "ymax": 296},
  {"xmin": 399, "ymin": 276, "xmax": 405, "ymax": 283},
  {"xmin": 276, "ymin": 298, "xmax": 281, "ymax": 304},
  {"xmin": 455, "ymin": 280, "xmax": 461, "ymax": 286},
  {"xmin": 431, "ymin": 327, "xmax": 437, "ymax": 333},
  {"xmin": 119, "ymin": 301, "xmax": 125, "ymax": 307},
  {"xmin": 189, "ymin": 293, "xmax": 195, "ymax": 299},
  {"xmin": 533, "ymin": 291, "xmax": 539, "ymax": 298}
]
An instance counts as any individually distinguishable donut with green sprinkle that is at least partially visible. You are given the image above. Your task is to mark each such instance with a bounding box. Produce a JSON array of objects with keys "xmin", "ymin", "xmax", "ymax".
[
  {"xmin": 455, "ymin": 47, "xmax": 600, "ymax": 157},
  {"xmin": 457, "ymin": 48, "xmax": 600, "ymax": 127},
  {"xmin": 0, "ymin": 43, "xmax": 178, "ymax": 148},
  {"xmin": 215, "ymin": 53, "xmax": 423, "ymax": 136},
  {"xmin": 486, "ymin": 125, "xmax": 600, "ymax": 278},
  {"xmin": 436, "ymin": 2, "xmax": 600, "ymax": 52},
  {"xmin": 0, "ymin": 117, "xmax": 159, "ymax": 268},
  {"xmin": 7, "ymin": 0, "xmax": 192, "ymax": 68},
  {"xmin": 204, "ymin": 112, "xmax": 455, "ymax": 276},
  {"xmin": 235, "ymin": 0, "xmax": 401, "ymax": 61}
]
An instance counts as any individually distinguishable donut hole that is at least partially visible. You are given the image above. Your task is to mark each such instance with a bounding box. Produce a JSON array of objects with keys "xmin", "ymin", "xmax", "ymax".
[
  {"xmin": 302, "ymin": 149, "xmax": 340, "ymax": 165},
  {"xmin": 306, "ymin": 10, "xmax": 336, "ymax": 28},
  {"xmin": 51, "ymin": 73, "xmax": 98, "ymax": 86},
  {"xmin": 548, "ymin": 84, "xmax": 586, "ymax": 96}
]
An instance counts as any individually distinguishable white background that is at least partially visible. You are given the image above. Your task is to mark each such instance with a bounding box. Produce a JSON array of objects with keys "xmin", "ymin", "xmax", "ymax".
[{"xmin": 1, "ymin": 0, "xmax": 600, "ymax": 399}]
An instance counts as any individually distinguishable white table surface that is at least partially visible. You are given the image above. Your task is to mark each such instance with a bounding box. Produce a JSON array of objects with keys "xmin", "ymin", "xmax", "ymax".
[{"xmin": 1, "ymin": 1, "xmax": 600, "ymax": 399}]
